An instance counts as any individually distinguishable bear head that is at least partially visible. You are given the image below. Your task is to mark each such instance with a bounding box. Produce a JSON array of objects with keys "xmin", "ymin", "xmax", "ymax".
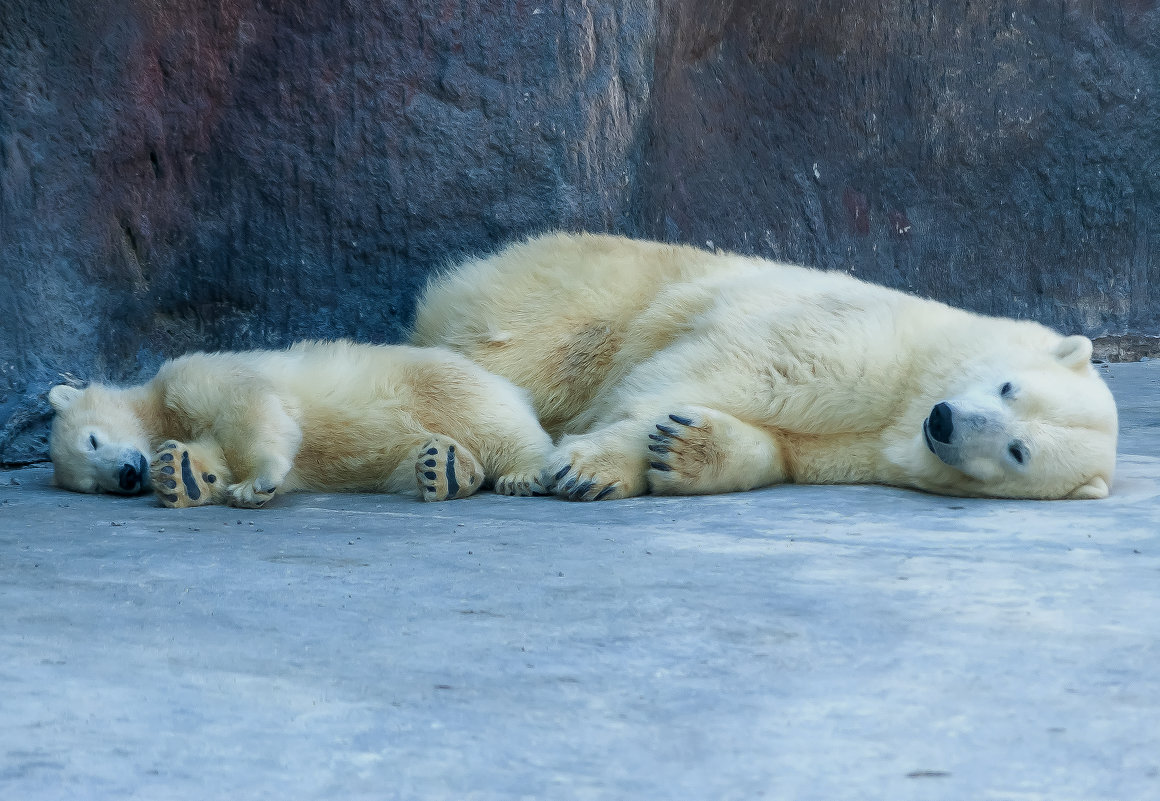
[
  {"xmin": 47, "ymin": 384, "xmax": 152, "ymax": 495},
  {"xmin": 905, "ymin": 335, "xmax": 1118, "ymax": 499}
]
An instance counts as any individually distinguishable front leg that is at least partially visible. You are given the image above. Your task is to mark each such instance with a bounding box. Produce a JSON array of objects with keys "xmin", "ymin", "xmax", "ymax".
[
  {"xmin": 151, "ymin": 439, "xmax": 230, "ymax": 508},
  {"xmin": 215, "ymin": 393, "xmax": 302, "ymax": 508},
  {"xmin": 647, "ymin": 406, "xmax": 786, "ymax": 495}
]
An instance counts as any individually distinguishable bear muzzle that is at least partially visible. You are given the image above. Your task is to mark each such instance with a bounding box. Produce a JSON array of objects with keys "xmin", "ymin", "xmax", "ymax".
[{"xmin": 114, "ymin": 452, "xmax": 150, "ymax": 494}]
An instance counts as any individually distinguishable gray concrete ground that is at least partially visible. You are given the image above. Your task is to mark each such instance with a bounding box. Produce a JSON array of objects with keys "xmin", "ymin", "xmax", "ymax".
[{"xmin": 1, "ymin": 362, "xmax": 1157, "ymax": 801}]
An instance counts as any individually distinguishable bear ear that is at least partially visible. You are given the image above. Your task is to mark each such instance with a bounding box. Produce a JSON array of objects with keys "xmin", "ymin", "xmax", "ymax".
[
  {"xmin": 48, "ymin": 384, "xmax": 83, "ymax": 412},
  {"xmin": 1053, "ymin": 335, "xmax": 1093, "ymax": 370},
  {"xmin": 1066, "ymin": 476, "xmax": 1109, "ymax": 500}
]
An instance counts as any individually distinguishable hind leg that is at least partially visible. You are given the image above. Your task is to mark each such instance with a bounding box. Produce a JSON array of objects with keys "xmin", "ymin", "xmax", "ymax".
[
  {"xmin": 413, "ymin": 435, "xmax": 484, "ymax": 501},
  {"xmin": 406, "ymin": 357, "xmax": 555, "ymax": 498}
]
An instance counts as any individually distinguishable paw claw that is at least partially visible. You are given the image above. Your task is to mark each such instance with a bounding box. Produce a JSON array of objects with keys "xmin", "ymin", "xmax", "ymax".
[
  {"xmin": 570, "ymin": 480, "xmax": 595, "ymax": 498},
  {"xmin": 226, "ymin": 478, "xmax": 278, "ymax": 508},
  {"xmin": 494, "ymin": 470, "xmax": 550, "ymax": 497},
  {"xmin": 669, "ymin": 414, "xmax": 694, "ymax": 426},
  {"xmin": 593, "ymin": 484, "xmax": 618, "ymax": 501}
]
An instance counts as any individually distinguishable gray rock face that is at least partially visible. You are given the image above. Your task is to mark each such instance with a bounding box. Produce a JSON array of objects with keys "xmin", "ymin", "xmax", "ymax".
[{"xmin": 2, "ymin": 1, "xmax": 1157, "ymax": 464}]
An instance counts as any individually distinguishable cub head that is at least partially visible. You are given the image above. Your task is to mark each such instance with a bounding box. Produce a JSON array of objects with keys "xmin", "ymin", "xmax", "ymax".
[
  {"xmin": 914, "ymin": 335, "xmax": 1117, "ymax": 499},
  {"xmin": 48, "ymin": 384, "xmax": 151, "ymax": 495}
]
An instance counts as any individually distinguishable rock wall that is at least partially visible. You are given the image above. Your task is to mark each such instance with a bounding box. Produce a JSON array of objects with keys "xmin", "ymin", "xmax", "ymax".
[{"xmin": 2, "ymin": 0, "xmax": 1158, "ymax": 464}]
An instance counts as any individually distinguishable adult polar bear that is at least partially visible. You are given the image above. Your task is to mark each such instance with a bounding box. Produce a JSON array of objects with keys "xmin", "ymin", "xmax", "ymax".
[
  {"xmin": 48, "ymin": 341, "xmax": 553, "ymax": 506},
  {"xmin": 412, "ymin": 233, "xmax": 1118, "ymax": 501}
]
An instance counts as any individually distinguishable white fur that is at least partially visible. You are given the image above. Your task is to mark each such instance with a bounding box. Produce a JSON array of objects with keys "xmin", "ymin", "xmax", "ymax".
[
  {"xmin": 48, "ymin": 341, "xmax": 554, "ymax": 507},
  {"xmin": 412, "ymin": 233, "xmax": 1118, "ymax": 501}
]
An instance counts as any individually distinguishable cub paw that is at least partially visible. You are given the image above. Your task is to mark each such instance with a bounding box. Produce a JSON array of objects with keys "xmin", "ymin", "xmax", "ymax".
[
  {"xmin": 416, "ymin": 436, "xmax": 483, "ymax": 501},
  {"xmin": 151, "ymin": 440, "xmax": 220, "ymax": 509},
  {"xmin": 646, "ymin": 411, "xmax": 719, "ymax": 494},
  {"xmin": 494, "ymin": 470, "xmax": 551, "ymax": 497},
  {"xmin": 546, "ymin": 443, "xmax": 630, "ymax": 502},
  {"xmin": 227, "ymin": 477, "xmax": 278, "ymax": 508}
]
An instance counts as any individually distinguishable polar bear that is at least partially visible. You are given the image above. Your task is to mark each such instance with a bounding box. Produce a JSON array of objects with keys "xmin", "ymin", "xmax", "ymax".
[
  {"xmin": 412, "ymin": 233, "xmax": 1118, "ymax": 501},
  {"xmin": 48, "ymin": 340, "xmax": 553, "ymax": 507}
]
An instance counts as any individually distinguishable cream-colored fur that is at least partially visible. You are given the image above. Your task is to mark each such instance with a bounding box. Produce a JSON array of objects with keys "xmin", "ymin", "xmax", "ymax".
[
  {"xmin": 412, "ymin": 232, "xmax": 1118, "ymax": 501},
  {"xmin": 48, "ymin": 341, "xmax": 554, "ymax": 507}
]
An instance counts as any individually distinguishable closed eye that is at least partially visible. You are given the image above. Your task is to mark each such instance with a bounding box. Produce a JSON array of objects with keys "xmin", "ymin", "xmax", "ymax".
[
  {"xmin": 88, "ymin": 434, "xmax": 99, "ymax": 450},
  {"xmin": 1008, "ymin": 442, "xmax": 1027, "ymax": 464}
]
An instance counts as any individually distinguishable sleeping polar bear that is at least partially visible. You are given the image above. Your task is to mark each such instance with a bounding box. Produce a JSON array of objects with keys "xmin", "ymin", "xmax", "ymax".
[
  {"xmin": 411, "ymin": 233, "xmax": 1118, "ymax": 501},
  {"xmin": 48, "ymin": 341, "xmax": 553, "ymax": 507}
]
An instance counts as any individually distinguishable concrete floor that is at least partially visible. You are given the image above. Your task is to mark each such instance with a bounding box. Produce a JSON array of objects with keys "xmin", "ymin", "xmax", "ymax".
[{"xmin": 1, "ymin": 361, "xmax": 1157, "ymax": 801}]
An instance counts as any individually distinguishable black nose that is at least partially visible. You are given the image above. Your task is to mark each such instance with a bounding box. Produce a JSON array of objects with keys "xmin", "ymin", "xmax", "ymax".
[
  {"xmin": 927, "ymin": 402, "xmax": 954, "ymax": 444},
  {"xmin": 118, "ymin": 461, "xmax": 141, "ymax": 491}
]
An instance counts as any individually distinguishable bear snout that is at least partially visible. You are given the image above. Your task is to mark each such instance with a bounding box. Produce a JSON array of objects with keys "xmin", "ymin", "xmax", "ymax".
[
  {"xmin": 926, "ymin": 402, "xmax": 954, "ymax": 444},
  {"xmin": 116, "ymin": 452, "xmax": 149, "ymax": 493}
]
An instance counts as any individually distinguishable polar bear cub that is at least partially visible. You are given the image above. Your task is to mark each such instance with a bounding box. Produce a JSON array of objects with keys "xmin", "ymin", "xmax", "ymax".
[
  {"xmin": 412, "ymin": 232, "xmax": 1118, "ymax": 501},
  {"xmin": 48, "ymin": 340, "xmax": 553, "ymax": 507}
]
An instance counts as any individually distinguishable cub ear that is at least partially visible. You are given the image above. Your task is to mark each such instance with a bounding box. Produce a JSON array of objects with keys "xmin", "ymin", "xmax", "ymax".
[
  {"xmin": 48, "ymin": 384, "xmax": 83, "ymax": 412},
  {"xmin": 1053, "ymin": 335, "xmax": 1093, "ymax": 370},
  {"xmin": 1066, "ymin": 476, "xmax": 1109, "ymax": 500}
]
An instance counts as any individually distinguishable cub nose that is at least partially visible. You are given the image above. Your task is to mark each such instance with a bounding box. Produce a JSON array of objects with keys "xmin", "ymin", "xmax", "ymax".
[
  {"xmin": 118, "ymin": 454, "xmax": 148, "ymax": 492},
  {"xmin": 927, "ymin": 402, "xmax": 954, "ymax": 444}
]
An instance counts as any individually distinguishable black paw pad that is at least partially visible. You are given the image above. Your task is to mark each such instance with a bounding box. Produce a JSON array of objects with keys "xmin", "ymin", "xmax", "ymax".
[
  {"xmin": 159, "ymin": 452, "xmax": 174, "ymax": 462},
  {"xmin": 179, "ymin": 451, "xmax": 201, "ymax": 501},
  {"xmin": 160, "ymin": 465, "xmax": 175, "ymax": 475},
  {"xmin": 445, "ymin": 447, "xmax": 460, "ymax": 497},
  {"xmin": 203, "ymin": 473, "xmax": 216, "ymax": 484},
  {"xmin": 163, "ymin": 493, "xmax": 179, "ymax": 504}
]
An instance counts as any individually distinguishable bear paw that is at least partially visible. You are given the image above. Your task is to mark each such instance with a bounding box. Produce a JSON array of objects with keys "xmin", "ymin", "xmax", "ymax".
[
  {"xmin": 494, "ymin": 470, "xmax": 551, "ymax": 497},
  {"xmin": 415, "ymin": 436, "xmax": 483, "ymax": 501},
  {"xmin": 151, "ymin": 440, "xmax": 221, "ymax": 509},
  {"xmin": 546, "ymin": 445, "xmax": 631, "ymax": 502},
  {"xmin": 227, "ymin": 477, "xmax": 279, "ymax": 508},
  {"xmin": 646, "ymin": 411, "xmax": 718, "ymax": 494}
]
